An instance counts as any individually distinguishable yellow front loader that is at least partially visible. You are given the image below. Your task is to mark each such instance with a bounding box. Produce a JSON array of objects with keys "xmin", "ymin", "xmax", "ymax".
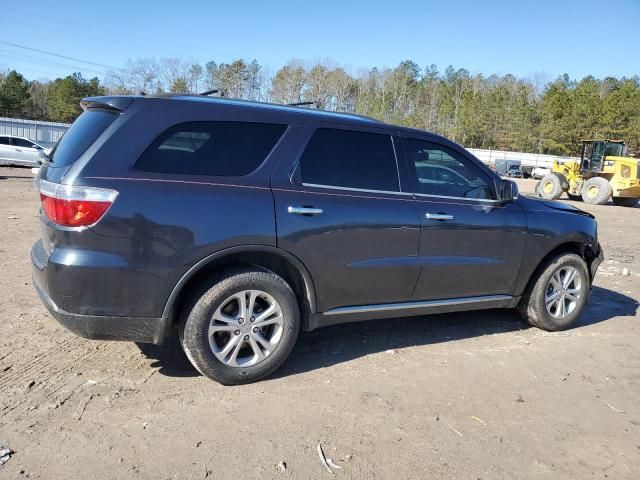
[{"xmin": 536, "ymin": 140, "xmax": 640, "ymax": 207}]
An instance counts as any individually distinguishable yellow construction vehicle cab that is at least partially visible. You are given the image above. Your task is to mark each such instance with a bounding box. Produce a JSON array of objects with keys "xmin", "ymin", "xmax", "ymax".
[{"xmin": 536, "ymin": 140, "xmax": 640, "ymax": 207}]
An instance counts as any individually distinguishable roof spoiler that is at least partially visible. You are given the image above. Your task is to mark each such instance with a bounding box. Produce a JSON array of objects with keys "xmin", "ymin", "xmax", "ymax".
[{"xmin": 80, "ymin": 96, "xmax": 134, "ymax": 112}]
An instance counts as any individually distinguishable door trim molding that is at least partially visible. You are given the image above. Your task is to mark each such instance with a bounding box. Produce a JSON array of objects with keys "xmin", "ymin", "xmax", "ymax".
[
  {"xmin": 302, "ymin": 182, "xmax": 412, "ymax": 196},
  {"xmin": 322, "ymin": 294, "xmax": 513, "ymax": 316}
]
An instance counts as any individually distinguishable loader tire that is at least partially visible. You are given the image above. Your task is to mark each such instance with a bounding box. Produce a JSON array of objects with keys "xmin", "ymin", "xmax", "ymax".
[
  {"xmin": 538, "ymin": 173, "xmax": 564, "ymax": 200},
  {"xmin": 582, "ymin": 177, "xmax": 612, "ymax": 205}
]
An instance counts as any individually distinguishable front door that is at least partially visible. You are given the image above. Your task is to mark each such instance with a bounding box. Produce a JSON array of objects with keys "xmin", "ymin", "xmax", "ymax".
[
  {"xmin": 272, "ymin": 125, "xmax": 421, "ymax": 312},
  {"xmin": 12, "ymin": 138, "xmax": 41, "ymax": 165},
  {"xmin": 400, "ymin": 137, "xmax": 528, "ymax": 301}
]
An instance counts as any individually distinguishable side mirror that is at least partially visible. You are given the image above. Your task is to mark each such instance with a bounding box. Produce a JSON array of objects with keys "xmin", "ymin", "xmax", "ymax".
[{"xmin": 500, "ymin": 179, "xmax": 518, "ymax": 203}]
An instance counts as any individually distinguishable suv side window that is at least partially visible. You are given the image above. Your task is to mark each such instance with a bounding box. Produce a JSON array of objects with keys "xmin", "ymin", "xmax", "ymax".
[
  {"xmin": 0, "ymin": 137, "xmax": 9, "ymax": 145},
  {"xmin": 13, "ymin": 138, "xmax": 35, "ymax": 148},
  {"xmin": 405, "ymin": 138, "xmax": 496, "ymax": 200},
  {"xmin": 135, "ymin": 121, "xmax": 286, "ymax": 177},
  {"xmin": 298, "ymin": 128, "xmax": 399, "ymax": 192}
]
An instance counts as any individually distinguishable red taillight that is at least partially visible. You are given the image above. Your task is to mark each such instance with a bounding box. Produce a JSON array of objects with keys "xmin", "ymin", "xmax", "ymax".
[{"xmin": 38, "ymin": 179, "xmax": 118, "ymax": 227}]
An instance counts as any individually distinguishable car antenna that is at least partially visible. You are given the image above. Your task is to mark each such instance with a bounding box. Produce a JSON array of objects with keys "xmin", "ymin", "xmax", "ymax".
[{"xmin": 199, "ymin": 89, "xmax": 219, "ymax": 96}]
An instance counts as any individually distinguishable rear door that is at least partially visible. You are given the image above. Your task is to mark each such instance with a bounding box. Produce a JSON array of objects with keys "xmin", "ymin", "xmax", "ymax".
[
  {"xmin": 0, "ymin": 136, "xmax": 13, "ymax": 163},
  {"xmin": 401, "ymin": 136, "xmax": 528, "ymax": 301},
  {"xmin": 272, "ymin": 124, "xmax": 421, "ymax": 313}
]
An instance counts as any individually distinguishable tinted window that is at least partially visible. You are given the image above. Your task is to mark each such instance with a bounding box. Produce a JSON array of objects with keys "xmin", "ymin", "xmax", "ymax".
[
  {"xmin": 135, "ymin": 122, "xmax": 286, "ymax": 176},
  {"xmin": 49, "ymin": 109, "xmax": 118, "ymax": 166},
  {"xmin": 605, "ymin": 142, "xmax": 624, "ymax": 157},
  {"xmin": 0, "ymin": 137, "xmax": 9, "ymax": 145},
  {"xmin": 405, "ymin": 139, "xmax": 495, "ymax": 200},
  {"xmin": 299, "ymin": 128, "xmax": 399, "ymax": 192},
  {"xmin": 13, "ymin": 138, "xmax": 35, "ymax": 148}
]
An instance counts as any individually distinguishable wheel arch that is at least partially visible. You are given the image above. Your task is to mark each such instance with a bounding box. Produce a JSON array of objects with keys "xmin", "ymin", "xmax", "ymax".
[
  {"xmin": 520, "ymin": 240, "xmax": 599, "ymax": 297},
  {"xmin": 163, "ymin": 245, "xmax": 317, "ymax": 331}
]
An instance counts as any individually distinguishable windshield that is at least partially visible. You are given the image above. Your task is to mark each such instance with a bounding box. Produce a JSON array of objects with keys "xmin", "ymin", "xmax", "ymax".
[{"xmin": 49, "ymin": 109, "xmax": 118, "ymax": 166}]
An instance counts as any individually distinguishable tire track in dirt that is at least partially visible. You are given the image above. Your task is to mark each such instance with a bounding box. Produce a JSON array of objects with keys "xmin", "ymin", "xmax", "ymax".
[
  {"xmin": 0, "ymin": 335, "xmax": 78, "ymax": 390},
  {"xmin": 0, "ymin": 333, "xmax": 147, "ymax": 427}
]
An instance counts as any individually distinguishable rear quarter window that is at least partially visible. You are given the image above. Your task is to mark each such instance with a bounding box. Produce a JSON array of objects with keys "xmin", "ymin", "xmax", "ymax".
[
  {"xmin": 49, "ymin": 109, "xmax": 118, "ymax": 166},
  {"xmin": 134, "ymin": 121, "xmax": 287, "ymax": 177}
]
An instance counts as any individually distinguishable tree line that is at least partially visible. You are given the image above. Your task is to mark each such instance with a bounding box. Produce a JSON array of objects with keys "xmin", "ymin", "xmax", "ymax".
[{"xmin": 1, "ymin": 58, "xmax": 639, "ymax": 156}]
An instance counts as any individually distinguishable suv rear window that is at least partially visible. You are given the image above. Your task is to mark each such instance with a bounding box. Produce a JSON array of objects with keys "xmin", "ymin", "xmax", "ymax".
[
  {"xmin": 298, "ymin": 128, "xmax": 399, "ymax": 192},
  {"xmin": 135, "ymin": 121, "xmax": 286, "ymax": 177},
  {"xmin": 49, "ymin": 109, "xmax": 118, "ymax": 166}
]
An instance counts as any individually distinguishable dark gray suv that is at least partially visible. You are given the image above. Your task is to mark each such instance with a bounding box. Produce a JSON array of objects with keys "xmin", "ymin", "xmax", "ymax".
[{"xmin": 31, "ymin": 95, "xmax": 603, "ymax": 385}]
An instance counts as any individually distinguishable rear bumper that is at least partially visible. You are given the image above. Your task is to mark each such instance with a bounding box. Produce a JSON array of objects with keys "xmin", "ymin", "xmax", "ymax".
[
  {"xmin": 33, "ymin": 275, "xmax": 172, "ymax": 344},
  {"xmin": 31, "ymin": 240, "xmax": 173, "ymax": 344}
]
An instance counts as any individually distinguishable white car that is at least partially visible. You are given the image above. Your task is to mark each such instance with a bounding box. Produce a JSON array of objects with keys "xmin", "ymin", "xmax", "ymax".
[
  {"xmin": 0, "ymin": 135, "xmax": 52, "ymax": 167},
  {"xmin": 531, "ymin": 166, "xmax": 551, "ymax": 179}
]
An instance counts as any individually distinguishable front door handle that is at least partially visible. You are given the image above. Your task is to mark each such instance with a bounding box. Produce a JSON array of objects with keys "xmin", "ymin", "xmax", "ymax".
[
  {"xmin": 288, "ymin": 206, "xmax": 323, "ymax": 216},
  {"xmin": 425, "ymin": 213, "xmax": 454, "ymax": 221}
]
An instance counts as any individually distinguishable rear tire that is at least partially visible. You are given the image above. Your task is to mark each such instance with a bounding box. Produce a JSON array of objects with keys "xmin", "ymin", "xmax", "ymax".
[
  {"xmin": 519, "ymin": 253, "xmax": 589, "ymax": 331},
  {"xmin": 180, "ymin": 268, "xmax": 300, "ymax": 385},
  {"xmin": 582, "ymin": 177, "xmax": 612, "ymax": 205},
  {"xmin": 538, "ymin": 173, "xmax": 565, "ymax": 200},
  {"xmin": 612, "ymin": 197, "xmax": 639, "ymax": 207}
]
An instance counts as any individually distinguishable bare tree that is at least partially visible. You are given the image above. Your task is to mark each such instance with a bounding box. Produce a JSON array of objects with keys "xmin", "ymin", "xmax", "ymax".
[
  {"xmin": 189, "ymin": 64, "xmax": 203, "ymax": 93},
  {"xmin": 0, "ymin": 69, "xmax": 8, "ymax": 90},
  {"xmin": 159, "ymin": 57, "xmax": 192, "ymax": 92},
  {"xmin": 304, "ymin": 65, "xmax": 331, "ymax": 108},
  {"xmin": 327, "ymin": 67, "xmax": 355, "ymax": 112},
  {"xmin": 270, "ymin": 61, "xmax": 305, "ymax": 104},
  {"xmin": 28, "ymin": 81, "xmax": 51, "ymax": 119},
  {"xmin": 244, "ymin": 60, "xmax": 262, "ymax": 101},
  {"xmin": 105, "ymin": 58, "xmax": 160, "ymax": 94}
]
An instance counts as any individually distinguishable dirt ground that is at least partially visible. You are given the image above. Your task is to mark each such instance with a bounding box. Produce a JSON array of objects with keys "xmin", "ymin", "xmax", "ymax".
[{"xmin": 0, "ymin": 167, "xmax": 639, "ymax": 479}]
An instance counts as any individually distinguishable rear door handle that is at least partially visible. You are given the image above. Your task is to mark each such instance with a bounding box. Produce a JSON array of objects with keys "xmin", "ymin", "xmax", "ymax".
[
  {"xmin": 425, "ymin": 213, "xmax": 454, "ymax": 221},
  {"xmin": 288, "ymin": 206, "xmax": 323, "ymax": 216}
]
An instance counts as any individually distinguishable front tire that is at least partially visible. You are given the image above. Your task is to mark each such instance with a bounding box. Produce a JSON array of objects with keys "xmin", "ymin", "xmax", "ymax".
[
  {"xmin": 538, "ymin": 173, "xmax": 565, "ymax": 200},
  {"xmin": 519, "ymin": 253, "xmax": 589, "ymax": 331},
  {"xmin": 181, "ymin": 268, "xmax": 300, "ymax": 385}
]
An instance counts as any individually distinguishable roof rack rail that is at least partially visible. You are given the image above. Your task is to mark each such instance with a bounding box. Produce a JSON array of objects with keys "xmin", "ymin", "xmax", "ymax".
[
  {"xmin": 199, "ymin": 89, "xmax": 219, "ymax": 96},
  {"xmin": 288, "ymin": 101, "xmax": 316, "ymax": 107}
]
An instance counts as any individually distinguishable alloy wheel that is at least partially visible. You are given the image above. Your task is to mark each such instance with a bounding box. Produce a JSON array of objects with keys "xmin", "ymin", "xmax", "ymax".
[
  {"xmin": 208, "ymin": 290, "xmax": 284, "ymax": 367},
  {"xmin": 545, "ymin": 266, "xmax": 582, "ymax": 319}
]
